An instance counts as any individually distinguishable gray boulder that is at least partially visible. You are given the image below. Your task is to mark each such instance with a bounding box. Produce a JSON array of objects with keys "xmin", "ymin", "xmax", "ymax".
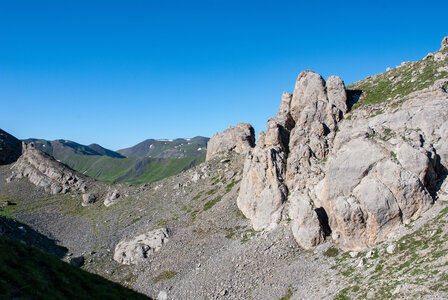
[
  {"xmin": 288, "ymin": 191, "xmax": 325, "ymax": 249},
  {"xmin": 113, "ymin": 228, "xmax": 169, "ymax": 265},
  {"xmin": 104, "ymin": 190, "xmax": 120, "ymax": 207},
  {"xmin": 81, "ymin": 194, "xmax": 96, "ymax": 206}
]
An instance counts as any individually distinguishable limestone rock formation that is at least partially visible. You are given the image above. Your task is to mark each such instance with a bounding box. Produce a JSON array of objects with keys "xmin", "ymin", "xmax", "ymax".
[
  {"xmin": 237, "ymin": 69, "xmax": 448, "ymax": 251},
  {"xmin": 206, "ymin": 123, "xmax": 255, "ymax": 161},
  {"xmin": 8, "ymin": 142, "xmax": 91, "ymax": 194},
  {"xmin": 0, "ymin": 129, "xmax": 22, "ymax": 165},
  {"xmin": 113, "ymin": 228, "xmax": 169, "ymax": 265},
  {"xmin": 238, "ymin": 71, "xmax": 346, "ymax": 238}
]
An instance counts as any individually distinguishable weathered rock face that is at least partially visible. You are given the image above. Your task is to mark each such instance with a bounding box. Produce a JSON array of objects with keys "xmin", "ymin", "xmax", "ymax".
[
  {"xmin": 8, "ymin": 142, "xmax": 91, "ymax": 194},
  {"xmin": 237, "ymin": 69, "xmax": 448, "ymax": 250},
  {"xmin": 206, "ymin": 123, "xmax": 255, "ymax": 161},
  {"xmin": 238, "ymin": 71, "xmax": 346, "ymax": 236},
  {"xmin": 322, "ymin": 92, "xmax": 447, "ymax": 250},
  {"xmin": 237, "ymin": 146, "xmax": 287, "ymax": 231},
  {"xmin": 113, "ymin": 228, "xmax": 169, "ymax": 265},
  {"xmin": 0, "ymin": 129, "xmax": 22, "ymax": 165}
]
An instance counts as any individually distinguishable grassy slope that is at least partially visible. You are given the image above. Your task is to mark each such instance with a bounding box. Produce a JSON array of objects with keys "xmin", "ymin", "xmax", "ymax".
[
  {"xmin": 0, "ymin": 236, "xmax": 150, "ymax": 300},
  {"xmin": 347, "ymin": 47, "xmax": 448, "ymax": 108}
]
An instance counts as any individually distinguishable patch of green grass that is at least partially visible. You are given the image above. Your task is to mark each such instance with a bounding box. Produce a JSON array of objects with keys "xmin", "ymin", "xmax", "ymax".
[
  {"xmin": 153, "ymin": 270, "xmax": 177, "ymax": 283},
  {"xmin": 334, "ymin": 287, "xmax": 350, "ymax": 300},
  {"xmin": 191, "ymin": 210, "xmax": 199, "ymax": 221},
  {"xmin": 341, "ymin": 266, "xmax": 355, "ymax": 277},
  {"xmin": 132, "ymin": 216, "xmax": 142, "ymax": 224},
  {"xmin": 225, "ymin": 179, "xmax": 240, "ymax": 193},
  {"xmin": 0, "ymin": 205, "xmax": 17, "ymax": 219},
  {"xmin": 390, "ymin": 151, "xmax": 397, "ymax": 160},
  {"xmin": 347, "ymin": 49, "xmax": 448, "ymax": 109},
  {"xmin": 206, "ymin": 187, "xmax": 218, "ymax": 196},
  {"xmin": 279, "ymin": 287, "xmax": 294, "ymax": 300},
  {"xmin": 191, "ymin": 191, "xmax": 203, "ymax": 201},
  {"xmin": 156, "ymin": 218, "xmax": 169, "ymax": 226},
  {"xmin": 324, "ymin": 247, "xmax": 339, "ymax": 257},
  {"xmin": 203, "ymin": 195, "xmax": 222, "ymax": 211},
  {"xmin": 0, "ymin": 236, "xmax": 150, "ymax": 299},
  {"xmin": 241, "ymin": 229, "xmax": 257, "ymax": 243}
]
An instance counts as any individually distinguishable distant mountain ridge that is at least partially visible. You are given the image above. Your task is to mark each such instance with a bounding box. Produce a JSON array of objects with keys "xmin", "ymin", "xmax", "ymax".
[
  {"xmin": 24, "ymin": 138, "xmax": 125, "ymax": 158},
  {"xmin": 19, "ymin": 136, "xmax": 209, "ymax": 185},
  {"xmin": 117, "ymin": 136, "xmax": 209, "ymax": 158}
]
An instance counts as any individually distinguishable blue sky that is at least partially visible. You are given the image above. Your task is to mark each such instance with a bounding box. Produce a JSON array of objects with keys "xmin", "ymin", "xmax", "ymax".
[{"xmin": 1, "ymin": 0, "xmax": 447, "ymax": 150}]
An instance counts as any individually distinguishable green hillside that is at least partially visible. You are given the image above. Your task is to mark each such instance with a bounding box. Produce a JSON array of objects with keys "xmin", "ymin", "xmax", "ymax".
[{"xmin": 347, "ymin": 46, "xmax": 448, "ymax": 108}]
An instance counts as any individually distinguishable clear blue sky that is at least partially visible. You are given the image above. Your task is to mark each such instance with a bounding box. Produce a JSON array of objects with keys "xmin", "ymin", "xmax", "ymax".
[{"xmin": 1, "ymin": 0, "xmax": 447, "ymax": 150}]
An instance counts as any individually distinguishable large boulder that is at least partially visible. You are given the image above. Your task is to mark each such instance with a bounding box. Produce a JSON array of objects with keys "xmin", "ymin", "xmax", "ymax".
[
  {"xmin": 206, "ymin": 123, "xmax": 255, "ymax": 161},
  {"xmin": 104, "ymin": 190, "xmax": 120, "ymax": 207},
  {"xmin": 0, "ymin": 129, "xmax": 22, "ymax": 165},
  {"xmin": 288, "ymin": 191, "xmax": 326, "ymax": 249},
  {"xmin": 113, "ymin": 228, "xmax": 169, "ymax": 265}
]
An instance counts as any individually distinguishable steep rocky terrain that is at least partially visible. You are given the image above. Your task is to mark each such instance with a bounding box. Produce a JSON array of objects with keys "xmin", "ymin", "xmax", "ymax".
[{"xmin": 1, "ymin": 37, "xmax": 448, "ymax": 300}]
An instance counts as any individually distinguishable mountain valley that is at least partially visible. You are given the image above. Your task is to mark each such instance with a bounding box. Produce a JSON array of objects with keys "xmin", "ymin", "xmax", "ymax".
[{"xmin": 1, "ymin": 37, "xmax": 448, "ymax": 300}]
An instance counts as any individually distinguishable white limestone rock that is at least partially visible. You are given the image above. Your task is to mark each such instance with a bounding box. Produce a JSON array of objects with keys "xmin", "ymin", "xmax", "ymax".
[{"xmin": 113, "ymin": 228, "xmax": 169, "ymax": 265}]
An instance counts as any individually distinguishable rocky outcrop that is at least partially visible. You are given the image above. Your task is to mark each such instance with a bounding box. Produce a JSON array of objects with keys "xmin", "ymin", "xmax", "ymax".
[
  {"xmin": 7, "ymin": 142, "xmax": 91, "ymax": 194},
  {"xmin": 206, "ymin": 123, "xmax": 255, "ymax": 161},
  {"xmin": 113, "ymin": 228, "xmax": 169, "ymax": 265},
  {"xmin": 238, "ymin": 71, "xmax": 346, "ymax": 240},
  {"xmin": 237, "ymin": 69, "xmax": 448, "ymax": 250},
  {"xmin": 0, "ymin": 129, "xmax": 22, "ymax": 165}
]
